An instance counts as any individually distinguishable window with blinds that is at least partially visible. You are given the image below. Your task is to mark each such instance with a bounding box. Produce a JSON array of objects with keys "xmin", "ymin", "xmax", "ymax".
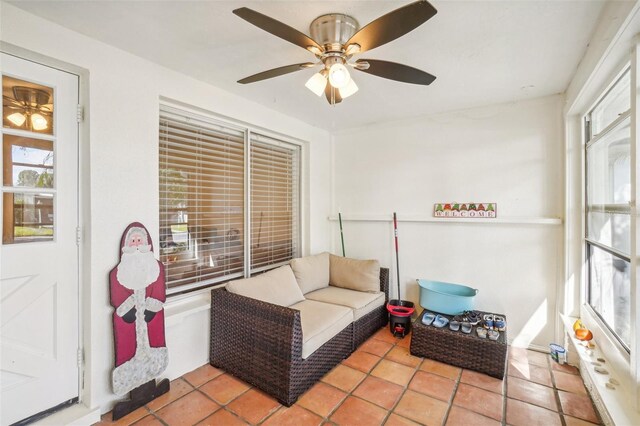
[
  {"xmin": 159, "ymin": 106, "xmax": 301, "ymax": 294},
  {"xmin": 159, "ymin": 108, "xmax": 245, "ymax": 292},
  {"xmin": 250, "ymin": 134, "xmax": 300, "ymax": 274}
]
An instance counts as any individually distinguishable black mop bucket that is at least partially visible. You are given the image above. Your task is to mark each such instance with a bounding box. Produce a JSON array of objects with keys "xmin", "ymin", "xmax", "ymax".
[
  {"xmin": 387, "ymin": 299, "xmax": 415, "ymax": 337},
  {"xmin": 387, "ymin": 212, "xmax": 415, "ymax": 337}
]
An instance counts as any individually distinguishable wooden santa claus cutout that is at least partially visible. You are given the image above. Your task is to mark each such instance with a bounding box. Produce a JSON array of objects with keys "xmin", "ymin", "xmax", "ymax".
[{"xmin": 110, "ymin": 222, "xmax": 169, "ymax": 420}]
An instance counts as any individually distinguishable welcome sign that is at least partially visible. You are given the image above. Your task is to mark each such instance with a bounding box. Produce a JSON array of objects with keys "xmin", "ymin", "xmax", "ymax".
[{"xmin": 434, "ymin": 203, "xmax": 497, "ymax": 218}]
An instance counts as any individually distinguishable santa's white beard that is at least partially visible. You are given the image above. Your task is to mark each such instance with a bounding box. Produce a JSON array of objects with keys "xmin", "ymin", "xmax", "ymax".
[{"xmin": 117, "ymin": 246, "xmax": 160, "ymax": 290}]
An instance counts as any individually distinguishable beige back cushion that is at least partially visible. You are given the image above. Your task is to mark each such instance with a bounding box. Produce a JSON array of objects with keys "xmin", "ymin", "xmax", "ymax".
[
  {"xmin": 329, "ymin": 254, "xmax": 380, "ymax": 293},
  {"xmin": 226, "ymin": 265, "xmax": 305, "ymax": 307},
  {"xmin": 290, "ymin": 252, "xmax": 330, "ymax": 294}
]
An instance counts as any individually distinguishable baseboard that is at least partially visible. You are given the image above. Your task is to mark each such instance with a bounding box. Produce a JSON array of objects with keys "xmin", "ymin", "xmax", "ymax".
[{"xmin": 506, "ymin": 338, "xmax": 550, "ymax": 354}]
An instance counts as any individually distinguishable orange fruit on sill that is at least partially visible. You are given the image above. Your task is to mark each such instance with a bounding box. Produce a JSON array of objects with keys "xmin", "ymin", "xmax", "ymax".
[{"xmin": 575, "ymin": 328, "xmax": 593, "ymax": 341}]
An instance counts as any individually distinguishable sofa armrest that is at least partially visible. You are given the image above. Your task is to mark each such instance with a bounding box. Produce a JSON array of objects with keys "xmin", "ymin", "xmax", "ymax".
[
  {"xmin": 210, "ymin": 287, "xmax": 304, "ymax": 393},
  {"xmin": 380, "ymin": 268, "xmax": 390, "ymax": 301},
  {"xmin": 210, "ymin": 287, "xmax": 303, "ymax": 359}
]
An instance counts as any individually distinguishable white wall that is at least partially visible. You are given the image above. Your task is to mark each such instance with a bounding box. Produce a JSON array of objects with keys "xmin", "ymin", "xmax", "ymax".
[
  {"xmin": 1, "ymin": 2, "xmax": 332, "ymax": 414},
  {"xmin": 332, "ymin": 95, "xmax": 564, "ymax": 349}
]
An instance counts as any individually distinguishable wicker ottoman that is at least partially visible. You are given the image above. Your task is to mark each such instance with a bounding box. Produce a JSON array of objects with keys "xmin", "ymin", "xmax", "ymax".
[{"xmin": 410, "ymin": 310, "xmax": 507, "ymax": 379}]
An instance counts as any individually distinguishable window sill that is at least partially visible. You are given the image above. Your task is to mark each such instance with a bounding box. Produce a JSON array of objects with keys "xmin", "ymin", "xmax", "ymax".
[
  {"xmin": 560, "ymin": 314, "xmax": 639, "ymax": 425},
  {"xmin": 165, "ymin": 291, "xmax": 211, "ymax": 327}
]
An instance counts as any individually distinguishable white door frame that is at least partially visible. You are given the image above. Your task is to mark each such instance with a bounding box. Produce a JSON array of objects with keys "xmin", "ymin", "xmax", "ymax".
[{"xmin": 1, "ymin": 42, "xmax": 94, "ymax": 420}]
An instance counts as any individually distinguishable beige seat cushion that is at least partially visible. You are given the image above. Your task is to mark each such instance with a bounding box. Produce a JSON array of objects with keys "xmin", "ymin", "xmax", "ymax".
[
  {"xmin": 288, "ymin": 300, "xmax": 353, "ymax": 359},
  {"xmin": 290, "ymin": 252, "xmax": 330, "ymax": 294},
  {"xmin": 305, "ymin": 287, "xmax": 386, "ymax": 321},
  {"xmin": 226, "ymin": 265, "xmax": 305, "ymax": 307},
  {"xmin": 329, "ymin": 254, "xmax": 380, "ymax": 293}
]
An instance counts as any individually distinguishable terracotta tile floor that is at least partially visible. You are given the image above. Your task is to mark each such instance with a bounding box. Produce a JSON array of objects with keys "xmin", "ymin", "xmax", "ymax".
[{"xmin": 95, "ymin": 328, "xmax": 602, "ymax": 426}]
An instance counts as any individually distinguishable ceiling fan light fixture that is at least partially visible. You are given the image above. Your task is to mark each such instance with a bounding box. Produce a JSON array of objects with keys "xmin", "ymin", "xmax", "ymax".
[
  {"xmin": 305, "ymin": 72, "xmax": 328, "ymax": 96},
  {"xmin": 353, "ymin": 61, "xmax": 370, "ymax": 70},
  {"xmin": 30, "ymin": 113, "xmax": 48, "ymax": 131},
  {"xmin": 306, "ymin": 45, "xmax": 323, "ymax": 56},
  {"xmin": 344, "ymin": 43, "xmax": 361, "ymax": 56},
  {"xmin": 339, "ymin": 78, "xmax": 358, "ymax": 99},
  {"xmin": 7, "ymin": 112, "xmax": 27, "ymax": 127},
  {"xmin": 328, "ymin": 63, "xmax": 350, "ymax": 89}
]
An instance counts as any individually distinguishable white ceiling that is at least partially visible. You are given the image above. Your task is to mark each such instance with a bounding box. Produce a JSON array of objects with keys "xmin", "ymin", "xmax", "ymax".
[{"xmin": 10, "ymin": 0, "xmax": 607, "ymax": 131}]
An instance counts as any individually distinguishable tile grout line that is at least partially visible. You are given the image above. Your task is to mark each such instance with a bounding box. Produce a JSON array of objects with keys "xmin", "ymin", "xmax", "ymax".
[
  {"xmin": 502, "ymin": 358, "xmax": 508, "ymax": 426},
  {"xmin": 333, "ymin": 331, "xmax": 433, "ymax": 425},
  {"xmin": 332, "ymin": 333, "xmax": 408, "ymax": 424},
  {"xmin": 147, "ymin": 411, "xmax": 169, "ymax": 426},
  {"xmin": 351, "ymin": 332, "xmax": 507, "ymax": 425},
  {"xmin": 377, "ymin": 331, "xmax": 441, "ymax": 425},
  {"xmin": 548, "ymin": 355, "xmax": 568, "ymax": 425},
  {"xmin": 292, "ymin": 332, "xmax": 399, "ymax": 424},
  {"xmin": 167, "ymin": 373, "xmax": 253, "ymax": 425},
  {"xmin": 254, "ymin": 400, "xmax": 282, "ymax": 426},
  {"xmin": 439, "ymin": 365, "xmax": 463, "ymax": 426},
  {"xmin": 378, "ymin": 355, "xmax": 422, "ymax": 425},
  {"xmin": 502, "ymin": 348, "xmax": 516, "ymax": 426},
  {"xmin": 197, "ymin": 380, "xmax": 242, "ymax": 423},
  {"xmin": 549, "ymin": 356, "xmax": 570, "ymax": 426}
]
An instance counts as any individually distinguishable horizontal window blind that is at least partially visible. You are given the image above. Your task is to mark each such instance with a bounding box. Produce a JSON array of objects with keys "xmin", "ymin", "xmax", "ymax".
[
  {"xmin": 250, "ymin": 134, "xmax": 300, "ymax": 273},
  {"xmin": 159, "ymin": 107, "xmax": 245, "ymax": 292}
]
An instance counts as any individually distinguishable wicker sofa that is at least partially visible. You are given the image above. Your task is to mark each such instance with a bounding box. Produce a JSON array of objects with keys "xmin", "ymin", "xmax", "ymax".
[{"xmin": 209, "ymin": 254, "xmax": 389, "ymax": 406}]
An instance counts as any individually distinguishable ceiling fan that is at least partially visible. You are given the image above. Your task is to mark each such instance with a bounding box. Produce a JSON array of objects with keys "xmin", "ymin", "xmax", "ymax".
[
  {"xmin": 233, "ymin": 0, "xmax": 437, "ymax": 105},
  {"xmin": 3, "ymin": 86, "xmax": 52, "ymax": 131}
]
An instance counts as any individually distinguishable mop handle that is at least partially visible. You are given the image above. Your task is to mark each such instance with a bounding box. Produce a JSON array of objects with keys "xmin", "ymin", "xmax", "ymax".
[
  {"xmin": 393, "ymin": 212, "xmax": 401, "ymax": 300},
  {"xmin": 338, "ymin": 212, "xmax": 346, "ymax": 257},
  {"xmin": 393, "ymin": 213, "xmax": 399, "ymax": 251}
]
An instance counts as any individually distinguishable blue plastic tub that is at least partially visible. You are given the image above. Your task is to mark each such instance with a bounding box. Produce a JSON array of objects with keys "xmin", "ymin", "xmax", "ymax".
[{"xmin": 417, "ymin": 279, "xmax": 478, "ymax": 315}]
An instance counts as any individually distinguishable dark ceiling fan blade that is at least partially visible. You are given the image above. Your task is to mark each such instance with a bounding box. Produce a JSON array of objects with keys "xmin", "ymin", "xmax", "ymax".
[
  {"xmin": 233, "ymin": 8, "xmax": 322, "ymax": 52},
  {"xmin": 238, "ymin": 63, "xmax": 315, "ymax": 84},
  {"xmin": 355, "ymin": 59, "xmax": 436, "ymax": 85},
  {"xmin": 3, "ymin": 95, "xmax": 23, "ymax": 107},
  {"xmin": 325, "ymin": 83, "xmax": 342, "ymax": 105},
  {"xmin": 346, "ymin": 1, "xmax": 437, "ymax": 54}
]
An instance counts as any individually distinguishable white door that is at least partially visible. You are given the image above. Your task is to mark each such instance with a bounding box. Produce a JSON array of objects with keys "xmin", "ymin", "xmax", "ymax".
[{"xmin": 1, "ymin": 53, "xmax": 80, "ymax": 425}]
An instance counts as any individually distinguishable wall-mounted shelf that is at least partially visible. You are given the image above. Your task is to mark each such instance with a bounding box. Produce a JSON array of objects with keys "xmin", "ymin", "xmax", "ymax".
[{"xmin": 327, "ymin": 214, "xmax": 562, "ymax": 226}]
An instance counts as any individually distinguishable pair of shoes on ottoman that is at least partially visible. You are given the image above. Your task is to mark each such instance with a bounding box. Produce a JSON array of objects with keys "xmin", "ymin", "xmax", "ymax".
[
  {"xmin": 482, "ymin": 314, "xmax": 507, "ymax": 331},
  {"xmin": 477, "ymin": 327, "xmax": 500, "ymax": 340},
  {"xmin": 463, "ymin": 310, "xmax": 482, "ymax": 325},
  {"xmin": 450, "ymin": 315, "xmax": 472, "ymax": 333},
  {"xmin": 422, "ymin": 312, "xmax": 449, "ymax": 328}
]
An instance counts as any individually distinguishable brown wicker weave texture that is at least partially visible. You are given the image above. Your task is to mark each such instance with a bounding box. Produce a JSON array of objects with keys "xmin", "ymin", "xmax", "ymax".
[
  {"xmin": 210, "ymin": 268, "xmax": 390, "ymax": 406},
  {"xmin": 410, "ymin": 310, "xmax": 508, "ymax": 379}
]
